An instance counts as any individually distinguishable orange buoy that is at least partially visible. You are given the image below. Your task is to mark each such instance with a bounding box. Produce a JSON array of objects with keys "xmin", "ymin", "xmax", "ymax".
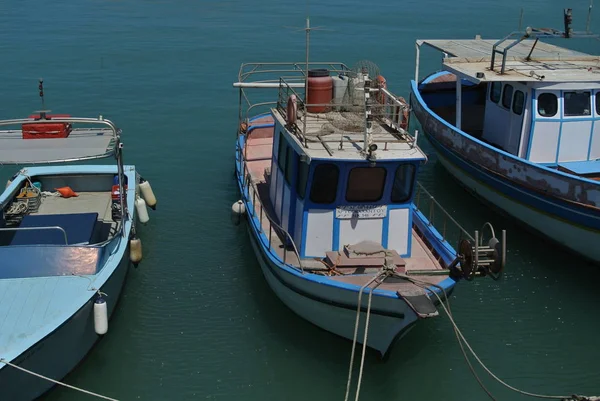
[
  {"xmin": 397, "ymin": 96, "xmax": 409, "ymax": 130},
  {"xmin": 287, "ymin": 95, "xmax": 297, "ymax": 127}
]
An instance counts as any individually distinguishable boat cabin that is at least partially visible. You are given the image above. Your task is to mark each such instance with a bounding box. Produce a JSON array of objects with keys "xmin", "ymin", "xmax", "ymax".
[
  {"xmin": 240, "ymin": 66, "xmax": 425, "ymax": 260},
  {"xmin": 415, "ymin": 35, "xmax": 600, "ymax": 179}
]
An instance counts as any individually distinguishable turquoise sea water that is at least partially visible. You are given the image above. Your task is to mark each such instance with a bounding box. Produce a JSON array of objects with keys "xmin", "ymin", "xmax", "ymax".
[{"xmin": 1, "ymin": 1, "xmax": 599, "ymax": 400}]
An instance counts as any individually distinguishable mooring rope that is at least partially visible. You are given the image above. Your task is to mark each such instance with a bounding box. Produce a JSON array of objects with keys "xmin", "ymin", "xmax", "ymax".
[
  {"xmin": 0, "ymin": 358, "xmax": 120, "ymax": 401},
  {"xmin": 398, "ymin": 274, "xmax": 600, "ymax": 401},
  {"xmin": 344, "ymin": 269, "xmax": 392, "ymax": 401}
]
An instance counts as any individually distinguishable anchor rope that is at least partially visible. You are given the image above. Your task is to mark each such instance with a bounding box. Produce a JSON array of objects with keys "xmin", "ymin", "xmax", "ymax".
[
  {"xmin": 0, "ymin": 358, "xmax": 120, "ymax": 401},
  {"xmin": 398, "ymin": 274, "xmax": 600, "ymax": 401},
  {"xmin": 344, "ymin": 269, "xmax": 391, "ymax": 401}
]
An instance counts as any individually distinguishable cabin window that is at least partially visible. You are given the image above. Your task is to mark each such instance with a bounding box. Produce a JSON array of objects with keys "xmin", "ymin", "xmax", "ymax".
[
  {"xmin": 512, "ymin": 90, "xmax": 524, "ymax": 115},
  {"xmin": 391, "ymin": 164, "xmax": 416, "ymax": 203},
  {"xmin": 296, "ymin": 159, "xmax": 309, "ymax": 199},
  {"xmin": 285, "ymin": 147, "xmax": 295, "ymax": 185},
  {"xmin": 277, "ymin": 132, "xmax": 287, "ymax": 170},
  {"xmin": 310, "ymin": 164, "xmax": 339, "ymax": 204},
  {"xmin": 490, "ymin": 82, "xmax": 502, "ymax": 103},
  {"xmin": 564, "ymin": 91, "xmax": 591, "ymax": 117},
  {"xmin": 537, "ymin": 93, "xmax": 558, "ymax": 117},
  {"xmin": 346, "ymin": 167, "xmax": 386, "ymax": 202},
  {"xmin": 502, "ymin": 84, "xmax": 514, "ymax": 109}
]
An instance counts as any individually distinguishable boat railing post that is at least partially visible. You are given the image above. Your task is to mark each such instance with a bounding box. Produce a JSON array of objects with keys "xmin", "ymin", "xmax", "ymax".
[
  {"xmin": 475, "ymin": 230, "xmax": 480, "ymax": 268},
  {"xmin": 428, "ymin": 195, "xmax": 434, "ymax": 226},
  {"xmin": 259, "ymin": 202, "xmax": 263, "ymax": 233},
  {"xmin": 252, "ymin": 185, "xmax": 256, "ymax": 215}
]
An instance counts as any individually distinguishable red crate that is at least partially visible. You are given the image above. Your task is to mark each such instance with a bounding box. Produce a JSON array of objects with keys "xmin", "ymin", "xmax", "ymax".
[{"xmin": 22, "ymin": 114, "xmax": 72, "ymax": 139}]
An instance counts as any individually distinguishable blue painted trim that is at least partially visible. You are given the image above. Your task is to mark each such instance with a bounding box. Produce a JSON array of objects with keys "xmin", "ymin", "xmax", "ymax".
[
  {"xmin": 526, "ymin": 88, "xmax": 536, "ymax": 160},
  {"xmin": 381, "ymin": 208, "xmax": 390, "ymax": 249},
  {"xmin": 411, "ymin": 79, "xmax": 600, "ymax": 186},
  {"xmin": 588, "ymin": 92, "xmax": 597, "ymax": 160},
  {"xmin": 300, "ymin": 210, "xmax": 308, "ymax": 258},
  {"xmin": 332, "ymin": 213, "xmax": 340, "ymax": 251},
  {"xmin": 555, "ymin": 90, "xmax": 565, "ymax": 164}
]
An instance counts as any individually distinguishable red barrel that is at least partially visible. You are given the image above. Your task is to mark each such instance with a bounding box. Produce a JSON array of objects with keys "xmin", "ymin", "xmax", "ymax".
[{"xmin": 306, "ymin": 69, "xmax": 333, "ymax": 113}]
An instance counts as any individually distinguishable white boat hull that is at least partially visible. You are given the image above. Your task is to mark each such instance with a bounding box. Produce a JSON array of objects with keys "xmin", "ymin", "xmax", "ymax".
[{"xmin": 247, "ymin": 231, "xmax": 419, "ymax": 357}]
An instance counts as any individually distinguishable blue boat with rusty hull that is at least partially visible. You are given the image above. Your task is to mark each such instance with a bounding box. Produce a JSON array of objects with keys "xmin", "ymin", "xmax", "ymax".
[
  {"xmin": 0, "ymin": 113, "xmax": 156, "ymax": 400},
  {"xmin": 410, "ymin": 10, "xmax": 600, "ymax": 264},
  {"xmin": 232, "ymin": 57, "xmax": 506, "ymax": 357}
]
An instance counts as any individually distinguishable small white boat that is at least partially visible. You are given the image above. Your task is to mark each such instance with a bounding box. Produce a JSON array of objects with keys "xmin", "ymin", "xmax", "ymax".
[
  {"xmin": 0, "ymin": 108, "xmax": 157, "ymax": 400},
  {"xmin": 232, "ymin": 39, "xmax": 507, "ymax": 356}
]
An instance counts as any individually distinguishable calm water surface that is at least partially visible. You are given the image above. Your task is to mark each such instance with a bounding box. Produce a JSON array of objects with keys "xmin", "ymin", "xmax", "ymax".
[{"xmin": 0, "ymin": 0, "xmax": 598, "ymax": 400}]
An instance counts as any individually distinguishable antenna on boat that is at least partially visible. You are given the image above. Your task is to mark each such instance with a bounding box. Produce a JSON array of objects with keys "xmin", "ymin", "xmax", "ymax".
[
  {"xmin": 518, "ymin": 8, "xmax": 524, "ymax": 31},
  {"xmin": 586, "ymin": 0, "xmax": 594, "ymax": 33}
]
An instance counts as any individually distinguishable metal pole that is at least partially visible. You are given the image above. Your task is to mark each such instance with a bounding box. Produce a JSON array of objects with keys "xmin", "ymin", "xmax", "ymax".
[
  {"xmin": 587, "ymin": 0, "xmax": 594, "ymax": 33},
  {"xmin": 115, "ymin": 137, "xmax": 127, "ymax": 237},
  {"xmin": 303, "ymin": 17, "xmax": 310, "ymax": 137},
  {"xmin": 414, "ymin": 43, "xmax": 420, "ymax": 82},
  {"xmin": 456, "ymin": 78, "xmax": 462, "ymax": 130}
]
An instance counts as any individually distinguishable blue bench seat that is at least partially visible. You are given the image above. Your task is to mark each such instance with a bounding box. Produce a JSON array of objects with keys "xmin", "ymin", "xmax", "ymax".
[{"xmin": 10, "ymin": 212, "xmax": 99, "ymax": 246}]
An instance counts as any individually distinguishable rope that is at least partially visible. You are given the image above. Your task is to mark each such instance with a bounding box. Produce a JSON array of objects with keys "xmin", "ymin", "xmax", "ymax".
[
  {"xmin": 0, "ymin": 358, "xmax": 120, "ymax": 401},
  {"xmin": 344, "ymin": 270, "xmax": 389, "ymax": 401},
  {"xmin": 398, "ymin": 274, "xmax": 600, "ymax": 401}
]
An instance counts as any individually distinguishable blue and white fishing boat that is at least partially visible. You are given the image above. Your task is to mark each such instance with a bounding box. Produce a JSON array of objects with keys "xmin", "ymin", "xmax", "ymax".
[
  {"xmin": 410, "ymin": 9, "xmax": 600, "ymax": 264},
  {"xmin": 0, "ymin": 104, "xmax": 157, "ymax": 400},
  {"xmin": 232, "ymin": 26, "xmax": 506, "ymax": 356}
]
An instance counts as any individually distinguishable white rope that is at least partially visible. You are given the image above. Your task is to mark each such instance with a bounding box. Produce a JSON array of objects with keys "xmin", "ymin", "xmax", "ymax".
[
  {"xmin": 402, "ymin": 275, "xmax": 600, "ymax": 401},
  {"xmin": 344, "ymin": 271, "xmax": 387, "ymax": 401},
  {"xmin": 0, "ymin": 358, "xmax": 120, "ymax": 401}
]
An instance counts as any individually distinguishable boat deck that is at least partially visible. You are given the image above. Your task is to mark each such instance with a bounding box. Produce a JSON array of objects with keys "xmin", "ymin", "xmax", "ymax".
[{"xmin": 243, "ymin": 118, "xmax": 448, "ymax": 289}]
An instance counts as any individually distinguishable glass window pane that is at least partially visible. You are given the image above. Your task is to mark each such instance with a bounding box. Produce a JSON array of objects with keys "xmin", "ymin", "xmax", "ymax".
[
  {"xmin": 502, "ymin": 84, "xmax": 513, "ymax": 109},
  {"xmin": 596, "ymin": 92, "xmax": 600, "ymax": 115},
  {"xmin": 512, "ymin": 90, "xmax": 524, "ymax": 115},
  {"xmin": 277, "ymin": 132, "xmax": 287, "ymax": 170},
  {"xmin": 537, "ymin": 93, "xmax": 558, "ymax": 117},
  {"xmin": 309, "ymin": 164, "xmax": 339, "ymax": 204},
  {"xmin": 346, "ymin": 167, "xmax": 386, "ymax": 202},
  {"xmin": 285, "ymin": 147, "xmax": 294, "ymax": 185},
  {"xmin": 564, "ymin": 91, "xmax": 591, "ymax": 116},
  {"xmin": 490, "ymin": 82, "xmax": 501, "ymax": 103},
  {"xmin": 391, "ymin": 164, "xmax": 416, "ymax": 203},
  {"xmin": 296, "ymin": 159, "xmax": 309, "ymax": 199}
]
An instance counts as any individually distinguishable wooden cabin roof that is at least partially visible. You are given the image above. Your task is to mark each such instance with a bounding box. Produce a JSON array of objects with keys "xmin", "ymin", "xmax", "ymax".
[{"xmin": 418, "ymin": 38, "xmax": 600, "ymax": 83}]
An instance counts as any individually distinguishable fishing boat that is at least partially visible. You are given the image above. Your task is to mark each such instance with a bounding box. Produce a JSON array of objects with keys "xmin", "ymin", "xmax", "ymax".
[
  {"xmin": 0, "ymin": 96, "xmax": 157, "ymax": 399},
  {"xmin": 410, "ymin": 8, "xmax": 600, "ymax": 263},
  {"xmin": 232, "ymin": 24, "xmax": 506, "ymax": 356}
]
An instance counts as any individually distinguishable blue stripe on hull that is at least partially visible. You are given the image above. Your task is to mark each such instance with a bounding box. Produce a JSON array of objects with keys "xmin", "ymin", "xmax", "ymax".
[{"xmin": 409, "ymin": 86, "xmax": 600, "ymax": 232}]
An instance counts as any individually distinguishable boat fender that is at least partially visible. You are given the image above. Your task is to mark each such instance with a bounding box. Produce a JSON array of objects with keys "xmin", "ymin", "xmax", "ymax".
[
  {"xmin": 376, "ymin": 75, "xmax": 387, "ymax": 104},
  {"xmin": 231, "ymin": 200, "xmax": 246, "ymax": 226},
  {"xmin": 130, "ymin": 235, "xmax": 143, "ymax": 267},
  {"xmin": 286, "ymin": 95, "xmax": 297, "ymax": 127},
  {"xmin": 5, "ymin": 179, "xmax": 11, "ymax": 189},
  {"xmin": 94, "ymin": 295, "xmax": 108, "ymax": 335},
  {"xmin": 135, "ymin": 196, "xmax": 150, "ymax": 224},
  {"xmin": 139, "ymin": 178, "xmax": 157, "ymax": 210}
]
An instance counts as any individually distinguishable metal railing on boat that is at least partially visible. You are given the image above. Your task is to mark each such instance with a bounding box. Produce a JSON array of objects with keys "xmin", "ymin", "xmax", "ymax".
[
  {"xmin": 413, "ymin": 182, "xmax": 506, "ymax": 279},
  {"xmin": 236, "ymin": 143, "xmax": 304, "ymax": 273},
  {"xmin": 0, "ymin": 226, "xmax": 69, "ymax": 244}
]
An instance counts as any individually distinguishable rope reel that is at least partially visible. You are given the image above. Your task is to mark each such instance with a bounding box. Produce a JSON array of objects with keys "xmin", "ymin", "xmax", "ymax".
[{"xmin": 453, "ymin": 222, "xmax": 506, "ymax": 281}]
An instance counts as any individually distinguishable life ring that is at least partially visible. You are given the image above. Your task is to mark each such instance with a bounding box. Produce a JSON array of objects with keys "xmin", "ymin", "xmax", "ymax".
[
  {"xmin": 286, "ymin": 95, "xmax": 297, "ymax": 127},
  {"xmin": 376, "ymin": 75, "xmax": 387, "ymax": 104},
  {"xmin": 396, "ymin": 96, "xmax": 409, "ymax": 131}
]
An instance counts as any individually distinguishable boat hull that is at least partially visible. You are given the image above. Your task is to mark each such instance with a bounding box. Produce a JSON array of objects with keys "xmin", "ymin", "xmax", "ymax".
[
  {"xmin": 410, "ymin": 80, "xmax": 600, "ymax": 264},
  {"xmin": 246, "ymin": 228, "xmax": 419, "ymax": 357},
  {"xmin": 0, "ymin": 249, "xmax": 131, "ymax": 401}
]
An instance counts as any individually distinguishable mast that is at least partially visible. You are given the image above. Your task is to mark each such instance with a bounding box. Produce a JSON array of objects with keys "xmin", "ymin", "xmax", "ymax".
[{"xmin": 303, "ymin": 16, "xmax": 310, "ymax": 137}]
